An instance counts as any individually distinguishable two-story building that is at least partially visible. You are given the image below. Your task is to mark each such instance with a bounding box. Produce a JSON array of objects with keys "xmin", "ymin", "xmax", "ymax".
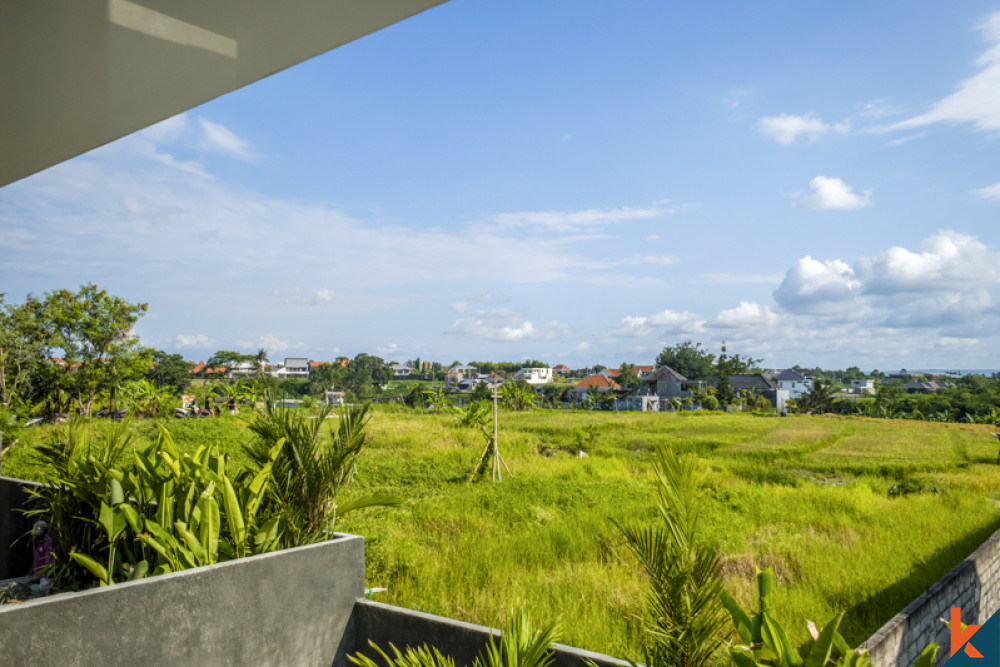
[
  {"xmin": 773, "ymin": 369, "xmax": 812, "ymax": 399},
  {"xmin": 513, "ymin": 367, "xmax": 553, "ymax": 385}
]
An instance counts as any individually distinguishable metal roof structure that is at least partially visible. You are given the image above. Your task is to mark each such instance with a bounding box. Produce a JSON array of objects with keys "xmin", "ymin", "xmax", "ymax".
[{"xmin": 1, "ymin": 0, "xmax": 449, "ymax": 187}]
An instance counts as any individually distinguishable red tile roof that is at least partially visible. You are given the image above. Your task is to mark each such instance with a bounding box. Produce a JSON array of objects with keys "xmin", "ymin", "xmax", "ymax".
[{"xmin": 574, "ymin": 375, "xmax": 620, "ymax": 390}]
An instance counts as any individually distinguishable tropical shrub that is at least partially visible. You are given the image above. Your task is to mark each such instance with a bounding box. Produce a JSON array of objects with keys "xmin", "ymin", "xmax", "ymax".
[
  {"xmin": 722, "ymin": 568, "xmax": 871, "ymax": 667},
  {"xmin": 244, "ymin": 400, "xmax": 399, "ymax": 547},
  {"xmin": 349, "ymin": 610, "xmax": 560, "ymax": 667},
  {"xmin": 614, "ymin": 447, "xmax": 730, "ymax": 666},
  {"xmin": 26, "ymin": 419, "xmax": 285, "ymax": 587}
]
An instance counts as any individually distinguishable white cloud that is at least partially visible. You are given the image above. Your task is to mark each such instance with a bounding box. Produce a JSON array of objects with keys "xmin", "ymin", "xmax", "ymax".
[
  {"xmin": 236, "ymin": 333, "xmax": 294, "ymax": 354},
  {"xmin": 723, "ymin": 88, "xmax": 753, "ymax": 109},
  {"xmin": 893, "ymin": 13, "xmax": 1000, "ymax": 133},
  {"xmin": 857, "ymin": 230, "xmax": 1000, "ymax": 294},
  {"xmin": 631, "ymin": 254, "xmax": 680, "ymax": 266},
  {"xmin": 602, "ymin": 309, "xmax": 704, "ymax": 339},
  {"xmin": 646, "ymin": 234, "xmax": 661, "ymax": 242},
  {"xmin": 886, "ymin": 132, "xmax": 924, "ymax": 147},
  {"xmin": 490, "ymin": 203, "xmax": 677, "ymax": 233},
  {"xmin": 312, "ymin": 289, "xmax": 334, "ymax": 305},
  {"xmin": 756, "ymin": 113, "xmax": 850, "ymax": 145},
  {"xmin": 774, "ymin": 256, "xmax": 860, "ymax": 313},
  {"xmin": 198, "ymin": 118, "xmax": 254, "ymax": 160},
  {"xmin": 711, "ymin": 301, "xmax": 779, "ymax": 329},
  {"xmin": 607, "ymin": 316, "xmax": 653, "ymax": 338},
  {"xmin": 859, "ymin": 100, "xmax": 902, "ymax": 121},
  {"xmin": 797, "ymin": 176, "xmax": 872, "ymax": 211},
  {"xmin": 376, "ymin": 343, "xmax": 399, "ymax": 357},
  {"xmin": 975, "ymin": 182, "xmax": 1000, "ymax": 200},
  {"xmin": 694, "ymin": 272, "xmax": 783, "ymax": 285},
  {"xmin": 175, "ymin": 334, "xmax": 214, "ymax": 348},
  {"xmin": 935, "ymin": 336, "xmax": 980, "ymax": 349},
  {"xmin": 447, "ymin": 308, "xmax": 571, "ymax": 342}
]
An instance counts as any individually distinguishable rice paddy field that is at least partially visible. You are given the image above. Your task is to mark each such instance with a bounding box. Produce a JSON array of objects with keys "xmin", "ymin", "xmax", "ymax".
[{"xmin": 6, "ymin": 407, "xmax": 1000, "ymax": 659}]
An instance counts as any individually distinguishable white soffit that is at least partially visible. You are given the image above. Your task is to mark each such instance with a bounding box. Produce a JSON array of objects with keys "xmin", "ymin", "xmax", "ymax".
[{"xmin": 0, "ymin": 0, "xmax": 449, "ymax": 187}]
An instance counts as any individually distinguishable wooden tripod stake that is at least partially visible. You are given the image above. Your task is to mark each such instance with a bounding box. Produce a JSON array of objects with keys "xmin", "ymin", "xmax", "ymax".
[{"xmin": 468, "ymin": 382, "xmax": 513, "ymax": 483}]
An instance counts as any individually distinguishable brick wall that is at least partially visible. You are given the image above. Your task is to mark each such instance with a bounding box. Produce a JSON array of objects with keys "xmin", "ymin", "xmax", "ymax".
[{"xmin": 860, "ymin": 527, "xmax": 1000, "ymax": 666}]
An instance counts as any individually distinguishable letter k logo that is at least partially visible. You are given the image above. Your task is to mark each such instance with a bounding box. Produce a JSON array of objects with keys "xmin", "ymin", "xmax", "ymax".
[{"xmin": 952, "ymin": 607, "xmax": 985, "ymax": 659}]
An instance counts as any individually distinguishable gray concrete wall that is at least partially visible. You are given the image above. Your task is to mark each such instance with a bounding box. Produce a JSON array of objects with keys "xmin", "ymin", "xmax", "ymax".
[
  {"xmin": 0, "ymin": 534, "xmax": 365, "ymax": 666},
  {"xmin": 353, "ymin": 599, "xmax": 631, "ymax": 667},
  {"xmin": 0, "ymin": 476, "xmax": 43, "ymax": 579},
  {"xmin": 860, "ymin": 526, "xmax": 1000, "ymax": 667}
]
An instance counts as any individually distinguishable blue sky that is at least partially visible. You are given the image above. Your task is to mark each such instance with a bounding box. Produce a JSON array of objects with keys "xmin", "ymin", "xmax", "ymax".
[{"xmin": 4, "ymin": 1, "xmax": 1000, "ymax": 370}]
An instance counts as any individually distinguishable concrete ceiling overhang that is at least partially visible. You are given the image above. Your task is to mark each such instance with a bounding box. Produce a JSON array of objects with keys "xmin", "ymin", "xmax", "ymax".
[{"xmin": 0, "ymin": 0, "xmax": 449, "ymax": 188}]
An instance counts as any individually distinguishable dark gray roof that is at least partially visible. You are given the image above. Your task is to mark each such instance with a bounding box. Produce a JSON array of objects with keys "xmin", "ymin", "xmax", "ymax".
[
  {"xmin": 712, "ymin": 373, "xmax": 775, "ymax": 391},
  {"xmin": 774, "ymin": 369, "xmax": 805, "ymax": 382},
  {"xmin": 643, "ymin": 365, "xmax": 688, "ymax": 382}
]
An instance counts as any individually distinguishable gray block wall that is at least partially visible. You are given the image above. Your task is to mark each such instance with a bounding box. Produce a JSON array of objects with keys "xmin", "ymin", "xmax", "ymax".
[
  {"xmin": 353, "ymin": 599, "xmax": 631, "ymax": 667},
  {"xmin": 860, "ymin": 526, "xmax": 1000, "ymax": 667},
  {"xmin": 0, "ymin": 533, "xmax": 366, "ymax": 666}
]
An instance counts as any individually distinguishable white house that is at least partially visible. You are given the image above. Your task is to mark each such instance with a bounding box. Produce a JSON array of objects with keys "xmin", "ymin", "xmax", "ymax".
[
  {"xmin": 391, "ymin": 365, "xmax": 412, "ymax": 378},
  {"xmin": 272, "ymin": 357, "xmax": 310, "ymax": 379},
  {"xmin": 513, "ymin": 367, "xmax": 553, "ymax": 385},
  {"xmin": 850, "ymin": 379, "xmax": 876, "ymax": 394},
  {"xmin": 226, "ymin": 361, "xmax": 259, "ymax": 378},
  {"xmin": 773, "ymin": 369, "xmax": 812, "ymax": 399},
  {"xmin": 446, "ymin": 365, "xmax": 478, "ymax": 386}
]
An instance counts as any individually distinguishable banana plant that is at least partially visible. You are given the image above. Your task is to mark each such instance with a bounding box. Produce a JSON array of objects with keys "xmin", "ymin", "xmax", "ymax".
[
  {"xmin": 41, "ymin": 421, "xmax": 287, "ymax": 587},
  {"xmin": 721, "ymin": 568, "xmax": 871, "ymax": 667}
]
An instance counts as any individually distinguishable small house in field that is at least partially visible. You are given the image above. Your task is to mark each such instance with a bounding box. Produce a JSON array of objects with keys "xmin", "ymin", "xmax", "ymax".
[
  {"xmin": 391, "ymin": 364, "xmax": 412, "ymax": 378},
  {"xmin": 513, "ymin": 367, "xmax": 553, "ymax": 385},
  {"xmin": 774, "ymin": 369, "xmax": 812, "ymax": 399},
  {"xmin": 567, "ymin": 374, "xmax": 620, "ymax": 402},
  {"xmin": 552, "ymin": 364, "xmax": 571, "ymax": 377},
  {"xmin": 634, "ymin": 365, "xmax": 697, "ymax": 400},
  {"xmin": 850, "ymin": 378, "xmax": 876, "ymax": 394},
  {"xmin": 711, "ymin": 373, "xmax": 788, "ymax": 411},
  {"xmin": 445, "ymin": 364, "xmax": 477, "ymax": 386}
]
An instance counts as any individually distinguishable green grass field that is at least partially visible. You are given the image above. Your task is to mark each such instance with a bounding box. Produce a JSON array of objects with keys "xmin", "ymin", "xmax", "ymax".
[{"xmin": 5, "ymin": 408, "xmax": 999, "ymax": 658}]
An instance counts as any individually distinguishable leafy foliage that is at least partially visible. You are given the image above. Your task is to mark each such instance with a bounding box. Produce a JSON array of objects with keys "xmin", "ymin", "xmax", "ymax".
[
  {"xmin": 615, "ymin": 447, "xmax": 729, "ymax": 666},
  {"xmin": 39, "ymin": 284, "xmax": 150, "ymax": 415},
  {"xmin": 656, "ymin": 341, "xmax": 716, "ymax": 381},
  {"xmin": 722, "ymin": 568, "xmax": 871, "ymax": 667},
  {"xmin": 245, "ymin": 400, "xmax": 399, "ymax": 546},
  {"xmin": 500, "ymin": 380, "xmax": 536, "ymax": 412},
  {"xmin": 349, "ymin": 610, "xmax": 560, "ymax": 667},
  {"xmin": 26, "ymin": 419, "xmax": 284, "ymax": 587}
]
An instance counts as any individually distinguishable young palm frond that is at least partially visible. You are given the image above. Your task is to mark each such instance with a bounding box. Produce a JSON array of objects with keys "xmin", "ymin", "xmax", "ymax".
[
  {"xmin": 348, "ymin": 641, "xmax": 456, "ymax": 667},
  {"xmin": 245, "ymin": 399, "xmax": 398, "ymax": 546},
  {"xmin": 614, "ymin": 446, "xmax": 729, "ymax": 667},
  {"xmin": 348, "ymin": 611, "xmax": 559, "ymax": 667},
  {"xmin": 474, "ymin": 610, "xmax": 559, "ymax": 667}
]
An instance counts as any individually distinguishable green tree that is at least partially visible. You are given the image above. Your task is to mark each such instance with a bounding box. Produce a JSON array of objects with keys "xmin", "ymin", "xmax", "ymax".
[
  {"xmin": 0, "ymin": 294, "xmax": 49, "ymax": 408},
  {"xmin": 206, "ymin": 350, "xmax": 256, "ymax": 371},
  {"xmin": 499, "ymin": 380, "xmax": 535, "ymax": 411},
  {"xmin": 618, "ymin": 362, "xmax": 641, "ymax": 390},
  {"xmin": 306, "ymin": 363, "xmax": 343, "ymax": 397},
  {"xmin": 40, "ymin": 284, "xmax": 149, "ymax": 415},
  {"xmin": 799, "ymin": 377, "xmax": 836, "ymax": 414},
  {"xmin": 875, "ymin": 379, "xmax": 906, "ymax": 416},
  {"xmin": 343, "ymin": 353, "xmax": 387, "ymax": 399},
  {"xmin": 656, "ymin": 341, "xmax": 715, "ymax": 381},
  {"xmin": 714, "ymin": 343, "xmax": 734, "ymax": 407},
  {"xmin": 255, "ymin": 347, "xmax": 269, "ymax": 378},
  {"xmin": 145, "ymin": 350, "xmax": 191, "ymax": 395}
]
